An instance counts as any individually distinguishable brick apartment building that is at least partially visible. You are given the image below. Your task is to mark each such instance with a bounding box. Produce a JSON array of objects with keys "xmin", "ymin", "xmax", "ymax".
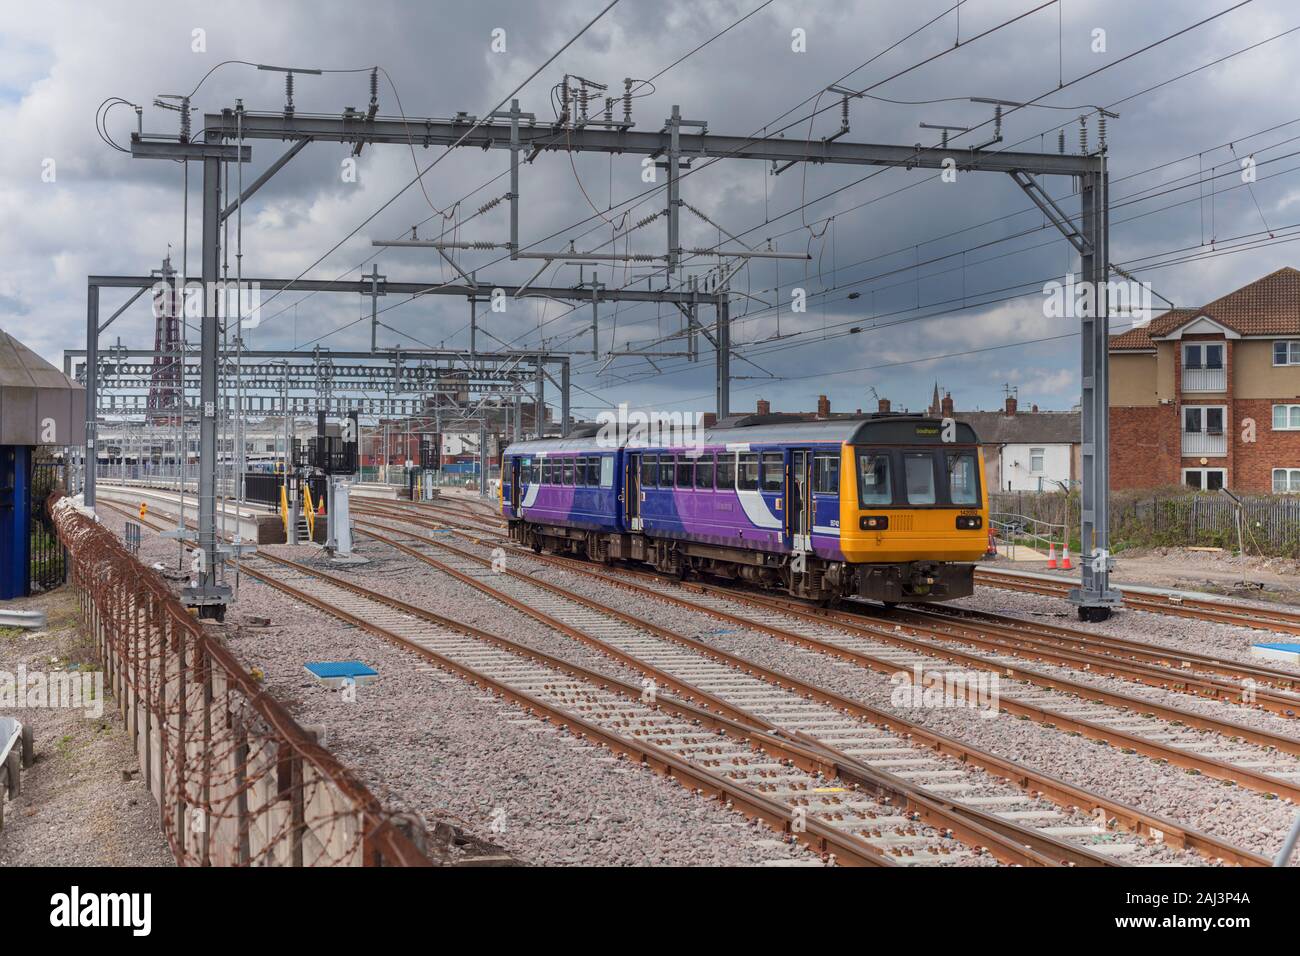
[{"xmin": 1109, "ymin": 266, "xmax": 1300, "ymax": 492}]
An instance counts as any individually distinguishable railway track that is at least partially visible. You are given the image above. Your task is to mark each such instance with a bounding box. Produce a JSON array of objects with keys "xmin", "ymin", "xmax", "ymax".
[
  {"xmin": 105, "ymin": 495, "xmax": 1111, "ymax": 866},
  {"xmin": 977, "ymin": 567, "xmax": 1300, "ymax": 637},
  {"xmin": 350, "ymin": 514, "xmax": 1300, "ymax": 799},
  {"xmin": 349, "ymin": 516, "xmax": 1273, "ymax": 865},
  {"xmin": 237, "ymin": 551, "xmax": 1072, "ymax": 867},
  {"xmin": 102, "ymin": 495, "xmax": 1286, "ymax": 863},
  {"xmin": 353, "ymin": 501, "xmax": 1300, "ymax": 716}
]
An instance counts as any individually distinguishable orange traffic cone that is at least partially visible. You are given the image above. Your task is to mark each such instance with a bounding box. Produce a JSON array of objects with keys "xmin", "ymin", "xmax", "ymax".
[
  {"xmin": 1060, "ymin": 543, "xmax": 1073, "ymax": 570},
  {"xmin": 317, "ymin": 497, "xmax": 325, "ymax": 515},
  {"xmin": 1046, "ymin": 541, "xmax": 1058, "ymax": 569}
]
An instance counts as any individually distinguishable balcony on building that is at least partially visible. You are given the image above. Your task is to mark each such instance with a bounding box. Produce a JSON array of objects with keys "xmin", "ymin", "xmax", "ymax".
[
  {"xmin": 1181, "ymin": 404, "xmax": 1226, "ymax": 456},
  {"xmin": 1181, "ymin": 342, "xmax": 1226, "ymax": 392}
]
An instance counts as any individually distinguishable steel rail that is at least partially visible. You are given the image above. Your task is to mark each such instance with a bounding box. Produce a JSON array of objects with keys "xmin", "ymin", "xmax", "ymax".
[
  {"xmin": 351, "ymin": 519, "xmax": 1271, "ymax": 865},
  {"xmin": 342, "ymin": 524, "xmax": 1112, "ymax": 866},
  {"xmin": 976, "ymin": 568, "xmax": 1300, "ymax": 637},
  {"xmin": 239, "ymin": 552, "xmax": 1039, "ymax": 867},
  {"xmin": 909, "ymin": 603, "xmax": 1300, "ymax": 695},
  {"xmin": 104, "ymin": 496, "xmax": 1272, "ymax": 865}
]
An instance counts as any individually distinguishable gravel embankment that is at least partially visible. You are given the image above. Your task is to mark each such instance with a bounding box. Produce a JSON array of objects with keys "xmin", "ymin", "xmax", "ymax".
[
  {"xmin": 95, "ymin": 506, "xmax": 818, "ymax": 867},
  {"xmin": 0, "ymin": 586, "xmax": 175, "ymax": 867},
  {"xmin": 406, "ymin": 532, "xmax": 1299, "ymax": 861}
]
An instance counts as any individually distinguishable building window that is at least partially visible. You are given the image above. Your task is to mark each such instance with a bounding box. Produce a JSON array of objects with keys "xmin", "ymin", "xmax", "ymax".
[
  {"xmin": 1274, "ymin": 405, "xmax": 1300, "ymax": 430},
  {"xmin": 1183, "ymin": 406, "xmax": 1224, "ymax": 435},
  {"xmin": 1274, "ymin": 469, "xmax": 1300, "ymax": 493},
  {"xmin": 1184, "ymin": 343, "xmax": 1223, "ymax": 369},
  {"xmin": 1275, "ymin": 341, "xmax": 1300, "ymax": 366},
  {"xmin": 1184, "ymin": 468, "xmax": 1226, "ymax": 491},
  {"xmin": 1029, "ymin": 448, "xmax": 1045, "ymax": 472}
]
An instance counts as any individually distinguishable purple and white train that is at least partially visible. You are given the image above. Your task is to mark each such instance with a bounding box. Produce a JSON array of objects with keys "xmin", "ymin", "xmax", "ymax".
[{"xmin": 502, "ymin": 412, "xmax": 990, "ymax": 604}]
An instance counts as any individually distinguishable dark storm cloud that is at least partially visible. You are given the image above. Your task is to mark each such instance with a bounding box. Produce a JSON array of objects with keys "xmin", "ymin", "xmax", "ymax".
[{"xmin": 2, "ymin": 0, "xmax": 1297, "ymax": 416}]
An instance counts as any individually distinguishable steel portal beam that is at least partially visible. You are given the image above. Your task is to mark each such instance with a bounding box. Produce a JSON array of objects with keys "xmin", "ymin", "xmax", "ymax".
[
  {"xmin": 86, "ymin": 274, "xmax": 704, "ymax": 305},
  {"xmin": 205, "ymin": 110, "xmax": 1102, "ymax": 176}
]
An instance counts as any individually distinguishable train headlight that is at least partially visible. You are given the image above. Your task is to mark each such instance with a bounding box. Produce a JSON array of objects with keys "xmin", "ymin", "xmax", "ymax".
[
  {"xmin": 955, "ymin": 515, "xmax": 983, "ymax": 530},
  {"xmin": 859, "ymin": 515, "xmax": 889, "ymax": 531}
]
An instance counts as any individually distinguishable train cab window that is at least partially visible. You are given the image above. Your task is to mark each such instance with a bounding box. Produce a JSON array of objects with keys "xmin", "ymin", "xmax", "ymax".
[
  {"xmin": 947, "ymin": 452, "xmax": 979, "ymax": 505},
  {"xmin": 600, "ymin": 456, "xmax": 614, "ymax": 488},
  {"xmin": 641, "ymin": 455, "xmax": 658, "ymax": 487},
  {"xmin": 676, "ymin": 457, "xmax": 693, "ymax": 487},
  {"xmin": 857, "ymin": 452, "xmax": 892, "ymax": 506},
  {"xmin": 813, "ymin": 453, "xmax": 840, "ymax": 495},
  {"xmin": 760, "ymin": 452, "xmax": 784, "ymax": 492},
  {"xmin": 695, "ymin": 455, "xmax": 715, "ymax": 489},
  {"xmin": 717, "ymin": 454, "xmax": 736, "ymax": 490},
  {"xmin": 562, "ymin": 459, "xmax": 574, "ymax": 485},
  {"xmin": 659, "ymin": 455, "xmax": 675, "ymax": 488},
  {"xmin": 737, "ymin": 453, "xmax": 759, "ymax": 490},
  {"xmin": 903, "ymin": 452, "xmax": 936, "ymax": 505}
]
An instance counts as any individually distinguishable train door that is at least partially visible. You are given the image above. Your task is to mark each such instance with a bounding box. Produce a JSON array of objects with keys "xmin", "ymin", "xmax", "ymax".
[
  {"xmin": 789, "ymin": 448, "xmax": 812, "ymax": 552},
  {"xmin": 510, "ymin": 457, "xmax": 522, "ymax": 511},
  {"xmin": 626, "ymin": 452, "xmax": 643, "ymax": 530}
]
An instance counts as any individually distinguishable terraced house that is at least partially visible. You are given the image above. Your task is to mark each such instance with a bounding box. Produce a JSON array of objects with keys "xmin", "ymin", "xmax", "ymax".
[{"xmin": 1109, "ymin": 267, "xmax": 1300, "ymax": 492}]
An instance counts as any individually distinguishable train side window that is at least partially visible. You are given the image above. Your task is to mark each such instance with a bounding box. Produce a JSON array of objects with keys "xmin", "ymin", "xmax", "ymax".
[
  {"xmin": 600, "ymin": 456, "xmax": 614, "ymax": 488},
  {"xmin": 717, "ymin": 453, "xmax": 736, "ymax": 489},
  {"xmin": 813, "ymin": 453, "xmax": 840, "ymax": 495},
  {"xmin": 676, "ymin": 457, "xmax": 693, "ymax": 488},
  {"xmin": 659, "ymin": 455, "xmax": 675, "ymax": 488},
  {"xmin": 760, "ymin": 452, "xmax": 784, "ymax": 492},
  {"xmin": 695, "ymin": 454, "xmax": 715, "ymax": 489},
  {"xmin": 589, "ymin": 457, "xmax": 601, "ymax": 486},
  {"xmin": 737, "ymin": 453, "xmax": 759, "ymax": 490},
  {"xmin": 562, "ymin": 459, "xmax": 574, "ymax": 486},
  {"xmin": 948, "ymin": 452, "xmax": 979, "ymax": 505},
  {"xmin": 903, "ymin": 452, "xmax": 936, "ymax": 505},
  {"xmin": 641, "ymin": 454, "xmax": 657, "ymax": 487},
  {"xmin": 857, "ymin": 452, "xmax": 892, "ymax": 506},
  {"xmin": 541, "ymin": 460, "xmax": 552, "ymax": 484},
  {"xmin": 571, "ymin": 457, "xmax": 584, "ymax": 486}
]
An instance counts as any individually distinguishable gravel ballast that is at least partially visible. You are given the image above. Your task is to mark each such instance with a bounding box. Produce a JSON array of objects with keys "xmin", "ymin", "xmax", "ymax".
[{"xmin": 95, "ymin": 505, "xmax": 818, "ymax": 867}]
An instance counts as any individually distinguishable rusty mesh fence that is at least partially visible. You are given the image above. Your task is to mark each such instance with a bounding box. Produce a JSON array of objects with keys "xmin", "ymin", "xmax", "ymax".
[{"xmin": 50, "ymin": 493, "xmax": 430, "ymax": 867}]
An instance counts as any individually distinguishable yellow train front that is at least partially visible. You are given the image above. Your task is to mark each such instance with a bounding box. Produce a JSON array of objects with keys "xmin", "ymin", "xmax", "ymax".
[{"xmin": 835, "ymin": 416, "xmax": 989, "ymax": 604}]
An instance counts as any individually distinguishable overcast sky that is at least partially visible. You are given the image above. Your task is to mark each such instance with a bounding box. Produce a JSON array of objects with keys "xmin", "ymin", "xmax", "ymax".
[{"xmin": 3, "ymin": 0, "xmax": 1299, "ymax": 420}]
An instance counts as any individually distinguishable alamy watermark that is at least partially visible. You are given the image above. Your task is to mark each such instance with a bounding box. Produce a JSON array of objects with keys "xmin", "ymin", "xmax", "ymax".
[
  {"xmin": 889, "ymin": 665, "xmax": 1000, "ymax": 719},
  {"xmin": 152, "ymin": 279, "xmax": 264, "ymax": 329},
  {"xmin": 1042, "ymin": 273, "xmax": 1153, "ymax": 322},
  {"xmin": 0, "ymin": 665, "xmax": 104, "ymax": 718},
  {"xmin": 595, "ymin": 402, "xmax": 709, "ymax": 452}
]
